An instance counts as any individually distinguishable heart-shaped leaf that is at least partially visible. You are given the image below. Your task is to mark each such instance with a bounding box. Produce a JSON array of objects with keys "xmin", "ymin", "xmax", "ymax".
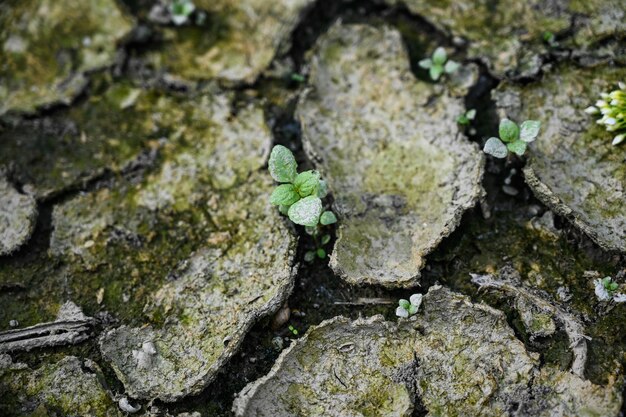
[
  {"xmin": 294, "ymin": 170, "xmax": 320, "ymax": 197},
  {"xmin": 320, "ymin": 211, "xmax": 337, "ymax": 225},
  {"xmin": 507, "ymin": 140, "xmax": 527, "ymax": 156},
  {"xmin": 288, "ymin": 196, "xmax": 322, "ymax": 227},
  {"xmin": 269, "ymin": 145, "xmax": 297, "ymax": 183},
  {"xmin": 444, "ymin": 60, "xmax": 460, "ymax": 74},
  {"xmin": 270, "ymin": 184, "xmax": 300, "ymax": 206},
  {"xmin": 429, "ymin": 65, "xmax": 444, "ymax": 81},
  {"xmin": 483, "ymin": 137, "xmax": 508, "ymax": 159},
  {"xmin": 418, "ymin": 59, "xmax": 432, "ymax": 69},
  {"xmin": 432, "ymin": 47, "xmax": 447, "ymax": 65},
  {"xmin": 499, "ymin": 119, "xmax": 519, "ymax": 143},
  {"xmin": 519, "ymin": 120, "xmax": 541, "ymax": 142}
]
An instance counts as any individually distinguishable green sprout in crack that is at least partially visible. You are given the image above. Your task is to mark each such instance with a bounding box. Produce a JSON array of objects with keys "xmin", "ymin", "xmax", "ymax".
[
  {"xmin": 594, "ymin": 276, "xmax": 626, "ymax": 303},
  {"xmin": 418, "ymin": 47, "xmax": 460, "ymax": 81},
  {"xmin": 542, "ymin": 31, "xmax": 558, "ymax": 48},
  {"xmin": 584, "ymin": 82, "xmax": 626, "ymax": 146},
  {"xmin": 457, "ymin": 109, "xmax": 476, "ymax": 126},
  {"xmin": 169, "ymin": 0, "xmax": 195, "ymax": 26},
  {"xmin": 483, "ymin": 118, "xmax": 541, "ymax": 159},
  {"xmin": 288, "ymin": 325, "xmax": 299, "ymax": 336},
  {"xmin": 395, "ymin": 294, "xmax": 423, "ymax": 318},
  {"xmin": 268, "ymin": 145, "xmax": 337, "ymax": 261}
]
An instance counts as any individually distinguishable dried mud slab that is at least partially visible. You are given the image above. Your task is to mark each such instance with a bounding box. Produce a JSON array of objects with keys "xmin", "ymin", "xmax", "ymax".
[
  {"xmin": 297, "ymin": 23, "xmax": 483, "ymax": 288},
  {"xmin": 0, "ymin": 0, "xmax": 133, "ymax": 115},
  {"xmin": 0, "ymin": 355, "xmax": 121, "ymax": 417},
  {"xmin": 494, "ymin": 65, "xmax": 626, "ymax": 252},
  {"xmin": 0, "ymin": 176, "xmax": 37, "ymax": 256},
  {"xmin": 234, "ymin": 286, "xmax": 622, "ymax": 416},
  {"xmin": 381, "ymin": 0, "xmax": 625, "ymax": 78},
  {"xmin": 41, "ymin": 92, "xmax": 298, "ymax": 402},
  {"xmin": 143, "ymin": 0, "xmax": 314, "ymax": 85}
]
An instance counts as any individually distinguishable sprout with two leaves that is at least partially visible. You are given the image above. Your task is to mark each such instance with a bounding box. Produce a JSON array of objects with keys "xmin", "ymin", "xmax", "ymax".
[
  {"xmin": 483, "ymin": 118, "xmax": 541, "ymax": 159},
  {"xmin": 269, "ymin": 145, "xmax": 337, "ymax": 261},
  {"xmin": 584, "ymin": 81, "xmax": 626, "ymax": 146},
  {"xmin": 419, "ymin": 47, "xmax": 460, "ymax": 81},
  {"xmin": 169, "ymin": 0, "xmax": 195, "ymax": 25},
  {"xmin": 395, "ymin": 294, "xmax": 423, "ymax": 318},
  {"xmin": 457, "ymin": 109, "xmax": 476, "ymax": 126}
]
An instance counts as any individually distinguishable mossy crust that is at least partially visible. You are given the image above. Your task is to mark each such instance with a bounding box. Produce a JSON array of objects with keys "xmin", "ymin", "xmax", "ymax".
[
  {"xmin": 0, "ymin": 355, "xmax": 121, "ymax": 417},
  {"xmin": 297, "ymin": 23, "xmax": 484, "ymax": 288},
  {"xmin": 235, "ymin": 286, "xmax": 622, "ymax": 416},
  {"xmin": 142, "ymin": 0, "xmax": 314, "ymax": 85},
  {"xmin": 0, "ymin": 0, "xmax": 134, "ymax": 115},
  {"xmin": 380, "ymin": 0, "xmax": 625, "ymax": 78},
  {"xmin": 494, "ymin": 65, "xmax": 626, "ymax": 252}
]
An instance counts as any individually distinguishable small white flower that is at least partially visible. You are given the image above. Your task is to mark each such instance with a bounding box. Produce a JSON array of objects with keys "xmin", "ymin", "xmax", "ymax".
[
  {"xmin": 619, "ymin": 81, "xmax": 626, "ymax": 90},
  {"xmin": 395, "ymin": 306, "xmax": 409, "ymax": 318},
  {"xmin": 594, "ymin": 278, "xmax": 611, "ymax": 301},
  {"xmin": 613, "ymin": 134, "xmax": 625, "ymax": 146},
  {"xmin": 584, "ymin": 106, "xmax": 599, "ymax": 115}
]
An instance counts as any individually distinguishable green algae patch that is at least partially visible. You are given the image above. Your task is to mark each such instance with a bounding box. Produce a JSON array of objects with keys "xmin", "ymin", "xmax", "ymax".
[
  {"xmin": 0, "ymin": 176, "xmax": 37, "ymax": 255},
  {"xmin": 0, "ymin": 355, "xmax": 121, "ymax": 417},
  {"xmin": 0, "ymin": 79, "xmax": 177, "ymax": 200},
  {"xmin": 495, "ymin": 65, "xmax": 626, "ymax": 252},
  {"xmin": 0, "ymin": 0, "xmax": 134, "ymax": 116},
  {"xmin": 297, "ymin": 23, "xmax": 483, "ymax": 288},
  {"xmin": 142, "ymin": 0, "xmax": 314, "ymax": 85}
]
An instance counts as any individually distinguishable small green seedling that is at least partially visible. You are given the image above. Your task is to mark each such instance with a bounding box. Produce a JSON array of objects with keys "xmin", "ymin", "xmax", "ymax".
[
  {"xmin": 395, "ymin": 294, "xmax": 422, "ymax": 318},
  {"xmin": 483, "ymin": 118, "xmax": 541, "ymax": 159},
  {"xmin": 269, "ymin": 145, "xmax": 337, "ymax": 261},
  {"xmin": 418, "ymin": 47, "xmax": 460, "ymax": 81},
  {"xmin": 594, "ymin": 277, "xmax": 626, "ymax": 303},
  {"xmin": 585, "ymin": 82, "xmax": 626, "ymax": 146},
  {"xmin": 288, "ymin": 325, "xmax": 299, "ymax": 336},
  {"xmin": 457, "ymin": 109, "xmax": 477, "ymax": 126},
  {"xmin": 290, "ymin": 73, "xmax": 306, "ymax": 83},
  {"xmin": 169, "ymin": 0, "xmax": 195, "ymax": 25},
  {"xmin": 542, "ymin": 31, "xmax": 558, "ymax": 47}
]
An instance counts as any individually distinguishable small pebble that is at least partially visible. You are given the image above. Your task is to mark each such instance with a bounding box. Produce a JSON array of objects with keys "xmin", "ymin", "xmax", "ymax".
[
  {"xmin": 9, "ymin": 320, "xmax": 18, "ymax": 327},
  {"xmin": 502, "ymin": 185, "xmax": 519, "ymax": 196}
]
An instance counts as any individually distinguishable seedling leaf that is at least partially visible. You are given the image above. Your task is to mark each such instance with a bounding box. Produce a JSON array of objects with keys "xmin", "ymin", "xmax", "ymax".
[
  {"xmin": 507, "ymin": 140, "xmax": 527, "ymax": 156},
  {"xmin": 269, "ymin": 145, "xmax": 297, "ymax": 183},
  {"xmin": 444, "ymin": 60, "xmax": 460, "ymax": 74},
  {"xmin": 270, "ymin": 184, "xmax": 300, "ymax": 206},
  {"xmin": 499, "ymin": 119, "xmax": 519, "ymax": 143},
  {"xmin": 294, "ymin": 170, "xmax": 320, "ymax": 197},
  {"xmin": 418, "ymin": 59, "xmax": 432, "ymax": 69},
  {"xmin": 519, "ymin": 120, "xmax": 541, "ymax": 142},
  {"xmin": 288, "ymin": 196, "xmax": 322, "ymax": 227},
  {"xmin": 432, "ymin": 47, "xmax": 447, "ymax": 65},
  {"xmin": 430, "ymin": 65, "xmax": 443, "ymax": 81},
  {"xmin": 484, "ymin": 137, "xmax": 508, "ymax": 159},
  {"xmin": 320, "ymin": 211, "xmax": 337, "ymax": 225}
]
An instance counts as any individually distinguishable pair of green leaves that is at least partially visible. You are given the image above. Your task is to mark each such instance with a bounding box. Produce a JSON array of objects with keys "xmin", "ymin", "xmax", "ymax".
[
  {"xmin": 483, "ymin": 119, "xmax": 541, "ymax": 159},
  {"xmin": 269, "ymin": 145, "xmax": 337, "ymax": 228},
  {"xmin": 418, "ymin": 47, "xmax": 460, "ymax": 81}
]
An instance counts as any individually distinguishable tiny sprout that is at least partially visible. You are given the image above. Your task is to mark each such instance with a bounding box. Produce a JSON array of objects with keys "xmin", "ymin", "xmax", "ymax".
[
  {"xmin": 269, "ymin": 145, "xmax": 337, "ymax": 262},
  {"xmin": 593, "ymin": 277, "xmax": 626, "ymax": 302},
  {"xmin": 291, "ymin": 73, "xmax": 306, "ymax": 83},
  {"xmin": 457, "ymin": 109, "xmax": 477, "ymax": 126},
  {"xmin": 584, "ymin": 82, "xmax": 626, "ymax": 146},
  {"xmin": 418, "ymin": 47, "xmax": 460, "ymax": 81},
  {"xmin": 542, "ymin": 31, "xmax": 558, "ymax": 47},
  {"xmin": 395, "ymin": 294, "xmax": 423, "ymax": 318},
  {"xmin": 169, "ymin": 0, "xmax": 195, "ymax": 25},
  {"xmin": 483, "ymin": 118, "xmax": 541, "ymax": 159},
  {"xmin": 288, "ymin": 325, "xmax": 299, "ymax": 336}
]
